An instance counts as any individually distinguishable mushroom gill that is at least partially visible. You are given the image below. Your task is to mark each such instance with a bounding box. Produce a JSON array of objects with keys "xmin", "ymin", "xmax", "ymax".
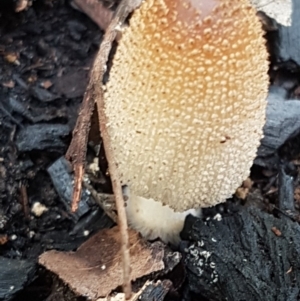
[{"xmin": 104, "ymin": 0, "xmax": 269, "ymax": 213}]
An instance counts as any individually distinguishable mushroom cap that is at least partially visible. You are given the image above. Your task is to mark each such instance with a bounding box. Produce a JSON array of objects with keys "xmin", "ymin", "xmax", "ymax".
[{"xmin": 104, "ymin": 0, "xmax": 269, "ymax": 212}]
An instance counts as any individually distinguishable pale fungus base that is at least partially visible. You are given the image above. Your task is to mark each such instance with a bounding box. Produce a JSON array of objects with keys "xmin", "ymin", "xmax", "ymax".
[
  {"xmin": 125, "ymin": 194, "xmax": 201, "ymax": 244},
  {"xmin": 104, "ymin": 0, "xmax": 269, "ymax": 212}
]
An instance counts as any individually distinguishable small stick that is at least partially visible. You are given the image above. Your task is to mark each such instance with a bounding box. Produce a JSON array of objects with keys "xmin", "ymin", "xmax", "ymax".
[
  {"xmin": 66, "ymin": 88, "xmax": 95, "ymax": 212},
  {"xmin": 94, "ymin": 2, "xmax": 140, "ymax": 298},
  {"xmin": 20, "ymin": 183, "xmax": 29, "ymax": 219},
  {"xmin": 67, "ymin": 0, "xmax": 142, "ymax": 297}
]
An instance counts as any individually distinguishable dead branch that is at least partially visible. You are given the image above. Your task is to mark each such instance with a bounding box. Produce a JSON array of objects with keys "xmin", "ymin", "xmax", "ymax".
[{"xmin": 65, "ymin": 87, "xmax": 95, "ymax": 212}]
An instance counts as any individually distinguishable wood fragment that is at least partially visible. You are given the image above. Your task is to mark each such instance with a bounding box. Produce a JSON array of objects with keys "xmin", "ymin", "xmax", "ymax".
[
  {"xmin": 20, "ymin": 183, "xmax": 29, "ymax": 219},
  {"xmin": 66, "ymin": 92, "xmax": 94, "ymax": 212},
  {"xmin": 255, "ymin": 87, "xmax": 300, "ymax": 167},
  {"xmin": 39, "ymin": 228, "xmax": 165, "ymax": 299},
  {"xmin": 271, "ymin": 226, "xmax": 282, "ymax": 236},
  {"xmin": 182, "ymin": 206, "xmax": 300, "ymax": 301},
  {"xmin": 138, "ymin": 280, "xmax": 172, "ymax": 301},
  {"xmin": 277, "ymin": 162, "xmax": 295, "ymax": 214},
  {"xmin": 275, "ymin": 0, "xmax": 300, "ymax": 64},
  {"xmin": 0, "ymin": 257, "xmax": 36, "ymax": 300},
  {"xmin": 71, "ymin": 164, "xmax": 84, "ymax": 212}
]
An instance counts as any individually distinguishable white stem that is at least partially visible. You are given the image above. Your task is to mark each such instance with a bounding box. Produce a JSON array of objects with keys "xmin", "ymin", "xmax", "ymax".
[{"xmin": 125, "ymin": 191, "xmax": 201, "ymax": 245}]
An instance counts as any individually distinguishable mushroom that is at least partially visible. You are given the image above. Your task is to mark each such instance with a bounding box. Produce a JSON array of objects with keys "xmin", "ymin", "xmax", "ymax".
[{"xmin": 103, "ymin": 0, "xmax": 269, "ymax": 243}]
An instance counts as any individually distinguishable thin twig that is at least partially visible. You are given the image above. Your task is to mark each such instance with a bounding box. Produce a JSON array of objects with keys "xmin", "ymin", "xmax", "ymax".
[
  {"xmin": 71, "ymin": 164, "xmax": 84, "ymax": 212},
  {"xmin": 66, "ymin": 86, "xmax": 95, "ymax": 212},
  {"xmin": 67, "ymin": 0, "xmax": 142, "ymax": 297},
  {"xmin": 20, "ymin": 183, "xmax": 29, "ymax": 219},
  {"xmin": 93, "ymin": 1, "xmax": 140, "ymax": 298}
]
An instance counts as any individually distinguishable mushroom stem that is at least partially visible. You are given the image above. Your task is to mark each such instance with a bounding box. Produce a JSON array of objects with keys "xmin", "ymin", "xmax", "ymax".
[{"xmin": 124, "ymin": 189, "xmax": 201, "ymax": 244}]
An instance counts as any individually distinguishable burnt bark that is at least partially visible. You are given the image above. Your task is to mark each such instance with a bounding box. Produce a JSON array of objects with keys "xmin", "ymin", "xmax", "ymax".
[{"xmin": 181, "ymin": 206, "xmax": 300, "ymax": 301}]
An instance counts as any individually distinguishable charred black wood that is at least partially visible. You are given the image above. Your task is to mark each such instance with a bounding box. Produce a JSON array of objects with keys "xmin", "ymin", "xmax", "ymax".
[
  {"xmin": 275, "ymin": 0, "xmax": 300, "ymax": 66},
  {"xmin": 277, "ymin": 161, "xmax": 296, "ymax": 217},
  {"xmin": 139, "ymin": 280, "xmax": 172, "ymax": 301},
  {"xmin": 256, "ymin": 87, "xmax": 300, "ymax": 168},
  {"xmin": 15, "ymin": 124, "xmax": 70, "ymax": 152},
  {"xmin": 47, "ymin": 156, "xmax": 90, "ymax": 221},
  {"xmin": 30, "ymin": 86, "xmax": 60, "ymax": 103},
  {"xmin": 48, "ymin": 156, "xmax": 115, "ymax": 236},
  {"xmin": 69, "ymin": 207, "xmax": 114, "ymax": 236},
  {"xmin": 0, "ymin": 257, "xmax": 36, "ymax": 301},
  {"xmin": 0, "ymin": 99, "xmax": 23, "ymax": 129},
  {"xmin": 181, "ymin": 206, "xmax": 300, "ymax": 301}
]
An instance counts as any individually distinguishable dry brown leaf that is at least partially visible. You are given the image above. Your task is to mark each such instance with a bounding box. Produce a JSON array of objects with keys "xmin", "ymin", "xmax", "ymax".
[{"xmin": 39, "ymin": 227, "xmax": 165, "ymax": 299}]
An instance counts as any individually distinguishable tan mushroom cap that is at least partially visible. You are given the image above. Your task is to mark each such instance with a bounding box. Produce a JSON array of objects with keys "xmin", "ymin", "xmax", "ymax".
[{"xmin": 104, "ymin": 0, "xmax": 269, "ymax": 212}]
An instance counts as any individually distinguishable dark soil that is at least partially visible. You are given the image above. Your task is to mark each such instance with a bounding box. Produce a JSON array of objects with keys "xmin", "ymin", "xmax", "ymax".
[
  {"xmin": 0, "ymin": 1, "xmax": 111, "ymax": 300},
  {"xmin": 1, "ymin": 1, "xmax": 300, "ymax": 301}
]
